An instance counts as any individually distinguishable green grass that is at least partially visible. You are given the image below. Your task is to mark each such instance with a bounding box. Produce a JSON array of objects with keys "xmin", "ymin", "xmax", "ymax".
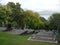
[
  {"xmin": 0, "ymin": 31, "xmax": 57, "ymax": 45},
  {"xmin": 58, "ymin": 34, "xmax": 60, "ymax": 40},
  {"xmin": 58, "ymin": 34, "xmax": 60, "ymax": 45}
]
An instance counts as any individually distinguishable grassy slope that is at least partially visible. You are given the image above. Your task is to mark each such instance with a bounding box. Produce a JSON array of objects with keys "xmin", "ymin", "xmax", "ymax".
[
  {"xmin": 58, "ymin": 34, "xmax": 60, "ymax": 40},
  {"xmin": 0, "ymin": 31, "xmax": 57, "ymax": 45}
]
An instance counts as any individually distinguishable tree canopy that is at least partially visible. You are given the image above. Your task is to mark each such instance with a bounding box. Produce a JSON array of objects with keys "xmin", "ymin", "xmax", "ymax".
[
  {"xmin": 0, "ymin": 2, "xmax": 44, "ymax": 30},
  {"xmin": 0, "ymin": 4, "xmax": 12, "ymax": 26},
  {"xmin": 48, "ymin": 13, "xmax": 60, "ymax": 33}
]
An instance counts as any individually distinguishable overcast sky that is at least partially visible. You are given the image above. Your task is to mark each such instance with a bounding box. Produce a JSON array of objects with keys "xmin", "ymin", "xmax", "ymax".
[{"xmin": 0, "ymin": 0, "xmax": 60, "ymax": 12}]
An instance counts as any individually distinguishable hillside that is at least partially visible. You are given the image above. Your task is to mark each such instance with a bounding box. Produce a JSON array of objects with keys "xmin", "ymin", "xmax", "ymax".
[{"xmin": 0, "ymin": 31, "xmax": 57, "ymax": 45}]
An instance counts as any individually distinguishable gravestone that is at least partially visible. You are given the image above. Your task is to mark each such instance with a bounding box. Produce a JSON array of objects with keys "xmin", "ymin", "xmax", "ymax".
[{"xmin": 28, "ymin": 30, "xmax": 58, "ymax": 43}]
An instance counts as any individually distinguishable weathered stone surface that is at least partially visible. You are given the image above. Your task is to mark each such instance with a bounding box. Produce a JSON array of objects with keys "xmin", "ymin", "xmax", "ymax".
[
  {"xmin": 7, "ymin": 29, "xmax": 27, "ymax": 34},
  {"xmin": 0, "ymin": 27, "xmax": 6, "ymax": 31},
  {"xmin": 28, "ymin": 30, "xmax": 58, "ymax": 43}
]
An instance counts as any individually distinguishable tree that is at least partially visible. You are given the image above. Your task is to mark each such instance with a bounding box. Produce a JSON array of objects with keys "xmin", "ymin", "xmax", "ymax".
[
  {"xmin": 0, "ymin": 4, "xmax": 13, "ymax": 31},
  {"xmin": 40, "ymin": 17, "xmax": 49, "ymax": 30},
  {"xmin": 23, "ymin": 10, "xmax": 42, "ymax": 29},
  {"xmin": 0, "ymin": 4, "xmax": 12, "ymax": 26},
  {"xmin": 7, "ymin": 2, "xmax": 23, "ymax": 28},
  {"xmin": 48, "ymin": 13, "xmax": 60, "ymax": 33}
]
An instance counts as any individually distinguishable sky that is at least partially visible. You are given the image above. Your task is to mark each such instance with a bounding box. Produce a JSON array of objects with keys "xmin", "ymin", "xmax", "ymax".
[
  {"xmin": 0, "ymin": 0, "xmax": 60, "ymax": 12},
  {"xmin": 0, "ymin": 0, "xmax": 60, "ymax": 19}
]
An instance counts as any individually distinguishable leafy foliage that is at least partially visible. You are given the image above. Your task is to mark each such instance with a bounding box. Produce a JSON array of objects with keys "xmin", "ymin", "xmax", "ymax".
[
  {"xmin": 49, "ymin": 13, "xmax": 60, "ymax": 33},
  {"xmin": 0, "ymin": 4, "xmax": 12, "ymax": 26}
]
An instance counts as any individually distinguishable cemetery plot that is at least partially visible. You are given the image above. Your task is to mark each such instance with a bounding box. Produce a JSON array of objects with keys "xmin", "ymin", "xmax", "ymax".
[
  {"xmin": 7, "ymin": 29, "xmax": 27, "ymax": 34},
  {"xmin": 0, "ymin": 27, "xmax": 6, "ymax": 31},
  {"xmin": 28, "ymin": 30, "xmax": 58, "ymax": 43}
]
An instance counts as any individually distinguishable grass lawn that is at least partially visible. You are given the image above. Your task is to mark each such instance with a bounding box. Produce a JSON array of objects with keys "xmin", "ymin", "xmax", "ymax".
[
  {"xmin": 58, "ymin": 34, "xmax": 60, "ymax": 45},
  {"xmin": 0, "ymin": 31, "xmax": 57, "ymax": 45}
]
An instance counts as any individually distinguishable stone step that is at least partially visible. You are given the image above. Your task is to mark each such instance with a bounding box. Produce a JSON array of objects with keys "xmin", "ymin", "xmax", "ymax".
[
  {"xmin": 28, "ymin": 37, "xmax": 58, "ymax": 43},
  {"xmin": 33, "ymin": 35, "xmax": 53, "ymax": 37},
  {"xmin": 36, "ymin": 34, "xmax": 53, "ymax": 36},
  {"xmin": 32, "ymin": 38, "xmax": 53, "ymax": 41},
  {"xmin": 28, "ymin": 31, "xmax": 58, "ymax": 43},
  {"xmin": 31, "ymin": 37, "xmax": 53, "ymax": 40}
]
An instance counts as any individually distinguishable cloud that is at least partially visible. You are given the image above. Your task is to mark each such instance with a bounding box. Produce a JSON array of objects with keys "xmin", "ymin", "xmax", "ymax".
[
  {"xmin": 0, "ymin": 0, "xmax": 60, "ymax": 11},
  {"xmin": 21, "ymin": 0, "xmax": 60, "ymax": 11}
]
